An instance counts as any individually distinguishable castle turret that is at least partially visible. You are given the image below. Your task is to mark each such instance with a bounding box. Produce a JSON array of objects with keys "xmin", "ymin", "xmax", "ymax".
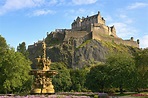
[
  {"xmin": 110, "ymin": 25, "xmax": 117, "ymax": 37},
  {"xmin": 72, "ymin": 16, "xmax": 82, "ymax": 30}
]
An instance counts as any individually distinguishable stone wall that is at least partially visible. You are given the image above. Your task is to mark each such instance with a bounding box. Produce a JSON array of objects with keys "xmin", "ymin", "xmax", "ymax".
[
  {"xmin": 69, "ymin": 32, "xmax": 92, "ymax": 47},
  {"xmin": 64, "ymin": 31, "xmax": 89, "ymax": 41},
  {"xmin": 92, "ymin": 23, "xmax": 109, "ymax": 36},
  {"xmin": 92, "ymin": 31, "xmax": 139, "ymax": 47},
  {"xmin": 46, "ymin": 28, "xmax": 138, "ymax": 48},
  {"xmin": 92, "ymin": 23, "xmax": 117, "ymax": 38},
  {"xmin": 47, "ymin": 31, "xmax": 65, "ymax": 41}
]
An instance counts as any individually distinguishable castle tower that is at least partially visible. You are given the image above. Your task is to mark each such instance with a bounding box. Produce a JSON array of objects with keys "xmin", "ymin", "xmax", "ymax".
[
  {"xmin": 97, "ymin": 11, "xmax": 105, "ymax": 25},
  {"xmin": 110, "ymin": 25, "xmax": 117, "ymax": 37}
]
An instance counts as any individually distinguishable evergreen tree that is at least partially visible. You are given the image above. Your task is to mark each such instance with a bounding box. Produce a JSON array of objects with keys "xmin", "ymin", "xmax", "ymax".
[{"xmin": 17, "ymin": 42, "xmax": 29, "ymax": 58}]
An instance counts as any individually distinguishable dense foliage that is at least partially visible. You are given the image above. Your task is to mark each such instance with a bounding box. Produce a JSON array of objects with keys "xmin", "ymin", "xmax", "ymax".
[
  {"xmin": 17, "ymin": 42, "xmax": 29, "ymax": 58},
  {"xmin": 85, "ymin": 51, "xmax": 148, "ymax": 93},
  {"xmin": 106, "ymin": 53, "xmax": 136, "ymax": 94},
  {"xmin": 86, "ymin": 64, "xmax": 111, "ymax": 92},
  {"xmin": 0, "ymin": 35, "xmax": 32, "ymax": 94},
  {"xmin": 70, "ymin": 68, "xmax": 89, "ymax": 92},
  {"xmin": 49, "ymin": 49, "xmax": 148, "ymax": 93},
  {"xmin": 132, "ymin": 48, "xmax": 148, "ymax": 92},
  {"xmin": 51, "ymin": 62, "xmax": 72, "ymax": 92}
]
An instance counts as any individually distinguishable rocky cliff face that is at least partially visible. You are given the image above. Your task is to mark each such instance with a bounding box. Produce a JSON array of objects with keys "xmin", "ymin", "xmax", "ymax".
[
  {"xmin": 73, "ymin": 40, "xmax": 108, "ymax": 68},
  {"xmin": 28, "ymin": 35, "xmax": 139, "ymax": 69},
  {"xmin": 46, "ymin": 39, "xmax": 108, "ymax": 68}
]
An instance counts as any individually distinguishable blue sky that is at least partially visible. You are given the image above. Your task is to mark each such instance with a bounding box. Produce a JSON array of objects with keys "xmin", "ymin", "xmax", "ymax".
[{"xmin": 0, "ymin": 0, "xmax": 148, "ymax": 49}]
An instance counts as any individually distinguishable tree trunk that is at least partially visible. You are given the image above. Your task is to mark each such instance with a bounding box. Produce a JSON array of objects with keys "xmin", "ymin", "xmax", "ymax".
[
  {"xmin": 136, "ymin": 88, "xmax": 140, "ymax": 93},
  {"xmin": 119, "ymin": 85, "xmax": 123, "ymax": 94}
]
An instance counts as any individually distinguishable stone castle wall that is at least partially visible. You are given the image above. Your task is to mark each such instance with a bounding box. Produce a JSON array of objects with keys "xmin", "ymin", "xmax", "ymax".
[
  {"xmin": 92, "ymin": 31, "xmax": 139, "ymax": 47},
  {"xmin": 49, "ymin": 31, "xmax": 65, "ymax": 41},
  {"xmin": 45, "ymin": 28, "xmax": 139, "ymax": 48},
  {"xmin": 64, "ymin": 31, "xmax": 89, "ymax": 41},
  {"xmin": 74, "ymin": 32, "xmax": 92, "ymax": 47}
]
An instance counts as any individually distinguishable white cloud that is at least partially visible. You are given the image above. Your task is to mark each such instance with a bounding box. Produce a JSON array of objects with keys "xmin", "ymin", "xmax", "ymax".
[
  {"xmin": 109, "ymin": 22, "xmax": 138, "ymax": 39},
  {"xmin": 31, "ymin": 9, "xmax": 56, "ymax": 16},
  {"xmin": 0, "ymin": 0, "xmax": 45, "ymax": 15},
  {"xmin": 140, "ymin": 35, "xmax": 148, "ymax": 48},
  {"xmin": 72, "ymin": 0, "xmax": 97, "ymax": 5},
  {"xmin": 127, "ymin": 2, "xmax": 148, "ymax": 9}
]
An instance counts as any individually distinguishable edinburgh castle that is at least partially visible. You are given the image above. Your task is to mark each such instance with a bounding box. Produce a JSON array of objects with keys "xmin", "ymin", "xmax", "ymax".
[{"xmin": 29, "ymin": 11, "xmax": 139, "ymax": 49}]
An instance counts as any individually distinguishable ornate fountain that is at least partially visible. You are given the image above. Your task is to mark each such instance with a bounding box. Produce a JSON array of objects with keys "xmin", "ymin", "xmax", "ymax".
[{"xmin": 29, "ymin": 41, "xmax": 58, "ymax": 94}]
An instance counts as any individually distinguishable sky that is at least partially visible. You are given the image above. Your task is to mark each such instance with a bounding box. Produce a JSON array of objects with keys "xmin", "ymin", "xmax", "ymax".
[{"xmin": 0, "ymin": 0, "xmax": 148, "ymax": 49}]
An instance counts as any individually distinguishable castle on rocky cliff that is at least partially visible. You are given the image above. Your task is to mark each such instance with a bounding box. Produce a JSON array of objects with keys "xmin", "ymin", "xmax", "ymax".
[{"xmin": 30, "ymin": 11, "xmax": 139, "ymax": 48}]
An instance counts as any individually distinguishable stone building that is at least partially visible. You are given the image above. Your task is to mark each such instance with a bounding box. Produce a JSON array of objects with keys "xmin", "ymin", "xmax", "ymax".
[{"xmin": 71, "ymin": 11, "xmax": 118, "ymax": 38}]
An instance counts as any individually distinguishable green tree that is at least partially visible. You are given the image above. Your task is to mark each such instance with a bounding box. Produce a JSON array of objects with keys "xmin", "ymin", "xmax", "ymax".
[
  {"xmin": 134, "ymin": 48, "xmax": 148, "ymax": 74},
  {"xmin": 106, "ymin": 52, "xmax": 135, "ymax": 94},
  {"xmin": 0, "ymin": 35, "xmax": 8, "ymax": 93},
  {"xmin": 132, "ymin": 48, "xmax": 148, "ymax": 92},
  {"xmin": 0, "ymin": 35, "xmax": 7, "ymax": 49},
  {"xmin": 86, "ymin": 64, "xmax": 111, "ymax": 92},
  {"xmin": 0, "ymin": 48, "xmax": 32, "ymax": 93},
  {"xmin": 0, "ymin": 35, "xmax": 8, "ymax": 63},
  {"xmin": 50, "ymin": 62, "xmax": 72, "ymax": 92},
  {"xmin": 17, "ymin": 42, "xmax": 29, "ymax": 58},
  {"xmin": 70, "ymin": 68, "xmax": 89, "ymax": 92}
]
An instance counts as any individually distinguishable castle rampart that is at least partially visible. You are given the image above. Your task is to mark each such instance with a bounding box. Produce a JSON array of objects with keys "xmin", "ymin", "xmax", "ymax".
[
  {"xmin": 92, "ymin": 31, "xmax": 139, "ymax": 47},
  {"xmin": 64, "ymin": 31, "xmax": 89, "ymax": 41}
]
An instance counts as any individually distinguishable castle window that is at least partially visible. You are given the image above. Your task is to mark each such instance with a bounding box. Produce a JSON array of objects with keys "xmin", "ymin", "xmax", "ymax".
[{"xmin": 110, "ymin": 35, "xmax": 114, "ymax": 37}]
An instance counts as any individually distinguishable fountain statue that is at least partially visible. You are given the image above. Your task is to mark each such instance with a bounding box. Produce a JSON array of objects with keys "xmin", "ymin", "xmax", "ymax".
[{"xmin": 29, "ymin": 41, "xmax": 58, "ymax": 94}]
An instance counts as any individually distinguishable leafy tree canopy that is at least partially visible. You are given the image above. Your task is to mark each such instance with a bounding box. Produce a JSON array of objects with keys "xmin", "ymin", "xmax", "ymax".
[
  {"xmin": 0, "ymin": 48, "xmax": 32, "ymax": 93},
  {"xmin": 106, "ymin": 52, "xmax": 135, "ymax": 94},
  {"xmin": 70, "ymin": 68, "xmax": 89, "ymax": 92},
  {"xmin": 0, "ymin": 35, "xmax": 7, "ymax": 49},
  {"xmin": 132, "ymin": 48, "xmax": 148, "ymax": 92},
  {"xmin": 86, "ymin": 64, "xmax": 111, "ymax": 92},
  {"xmin": 50, "ymin": 62, "xmax": 72, "ymax": 92}
]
